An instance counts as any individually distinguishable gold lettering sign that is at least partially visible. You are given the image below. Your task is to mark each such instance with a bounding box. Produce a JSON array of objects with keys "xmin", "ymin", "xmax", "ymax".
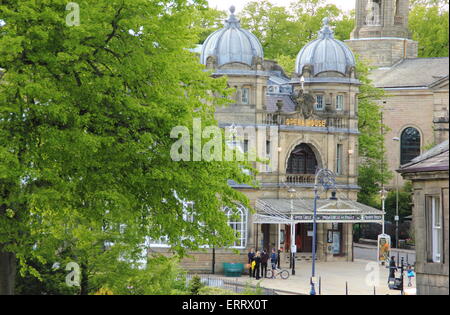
[{"xmin": 286, "ymin": 119, "xmax": 327, "ymax": 128}]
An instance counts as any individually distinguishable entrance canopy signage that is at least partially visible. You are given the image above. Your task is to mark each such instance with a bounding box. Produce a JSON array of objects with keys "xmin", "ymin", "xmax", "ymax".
[
  {"xmin": 286, "ymin": 118, "xmax": 327, "ymax": 128},
  {"xmin": 293, "ymin": 214, "xmax": 382, "ymax": 222},
  {"xmin": 254, "ymin": 199, "xmax": 385, "ymax": 225}
]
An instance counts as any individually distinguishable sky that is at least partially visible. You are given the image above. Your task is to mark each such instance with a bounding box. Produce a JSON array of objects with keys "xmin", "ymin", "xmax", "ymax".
[{"xmin": 207, "ymin": 0, "xmax": 355, "ymax": 13}]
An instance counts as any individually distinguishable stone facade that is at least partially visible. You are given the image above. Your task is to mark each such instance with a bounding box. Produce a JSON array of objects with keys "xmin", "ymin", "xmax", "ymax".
[
  {"xmin": 346, "ymin": 0, "xmax": 418, "ymax": 68},
  {"xmin": 399, "ymin": 143, "xmax": 449, "ymax": 295},
  {"xmin": 346, "ymin": 0, "xmax": 449, "ymax": 189},
  {"xmin": 345, "ymin": 38, "xmax": 418, "ymax": 68}
]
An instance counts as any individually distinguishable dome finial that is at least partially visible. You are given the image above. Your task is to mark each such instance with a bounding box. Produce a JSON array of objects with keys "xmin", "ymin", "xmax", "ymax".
[
  {"xmin": 318, "ymin": 17, "xmax": 333, "ymax": 39},
  {"xmin": 225, "ymin": 5, "xmax": 240, "ymax": 27}
]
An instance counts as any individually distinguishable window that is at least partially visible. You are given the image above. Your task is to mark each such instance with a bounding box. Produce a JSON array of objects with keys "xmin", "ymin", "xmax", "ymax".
[
  {"xmin": 315, "ymin": 95, "xmax": 324, "ymax": 110},
  {"xmin": 243, "ymin": 139, "xmax": 249, "ymax": 153},
  {"xmin": 336, "ymin": 95, "xmax": 344, "ymax": 110},
  {"xmin": 225, "ymin": 206, "xmax": 247, "ymax": 248},
  {"xmin": 265, "ymin": 140, "xmax": 272, "ymax": 172},
  {"xmin": 400, "ymin": 127, "xmax": 421, "ymax": 165},
  {"xmin": 242, "ymin": 88, "xmax": 249, "ymax": 104},
  {"xmin": 426, "ymin": 196, "xmax": 443, "ymax": 263},
  {"xmin": 336, "ymin": 144, "xmax": 343, "ymax": 175}
]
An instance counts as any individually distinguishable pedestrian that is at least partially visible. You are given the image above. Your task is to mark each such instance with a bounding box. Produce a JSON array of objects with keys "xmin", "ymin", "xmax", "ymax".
[
  {"xmin": 261, "ymin": 249, "xmax": 269, "ymax": 278},
  {"xmin": 270, "ymin": 248, "xmax": 278, "ymax": 271},
  {"xmin": 388, "ymin": 256, "xmax": 397, "ymax": 282},
  {"xmin": 254, "ymin": 251, "xmax": 262, "ymax": 280},
  {"xmin": 247, "ymin": 248, "xmax": 255, "ymax": 278},
  {"xmin": 407, "ymin": 265, "xmax": 415, "ymax": 287}
]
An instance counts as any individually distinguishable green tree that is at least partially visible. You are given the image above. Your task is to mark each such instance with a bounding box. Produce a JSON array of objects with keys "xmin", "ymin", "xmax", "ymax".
[
  {"xmin": 0, "ymin": 0, "xmax": 253, "ymax": 294},
  {"xmin": 409, "ymin": 0, "xmax": 449, "ymax": 57},
  {"xmin": 355, "ymin": 59, "xmax": 392, "ymax": 208},
  {"xmin": 385, "ymin": 182, "xmax": 413, "ymax": 222}
]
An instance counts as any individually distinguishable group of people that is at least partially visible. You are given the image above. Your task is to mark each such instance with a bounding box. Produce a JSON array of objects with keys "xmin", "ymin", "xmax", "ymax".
[
  {"xmin": 247, "ymin": 248, "xmax": 278, "ymax": 280},
  {"xmin": 389, "ymin": 256, "xmax": 416, "ymax": 287}
]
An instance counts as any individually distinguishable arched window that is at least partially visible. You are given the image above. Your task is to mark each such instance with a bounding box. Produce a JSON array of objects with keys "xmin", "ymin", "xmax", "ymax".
[
  {"xmin": 287, "ymin": 144, "xmax": 318, "ymax": 174},
  {"xmin": 225, "ymin": 206, "xmax": 247, "ymax": 248},
  {"xmin": 401, "ymin": 127, "xmax": 421, "ymax": 165}
]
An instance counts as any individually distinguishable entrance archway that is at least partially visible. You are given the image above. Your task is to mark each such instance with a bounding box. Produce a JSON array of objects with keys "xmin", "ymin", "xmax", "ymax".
[{"xmin": 286, "ymin": 143, "xmax": 318, "ymax": 175}]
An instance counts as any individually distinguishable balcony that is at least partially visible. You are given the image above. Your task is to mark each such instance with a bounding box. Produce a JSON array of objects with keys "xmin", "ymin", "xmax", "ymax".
[
  {"xmin": 259, "ymin": 112, "xmax": 349, "ymax": 129},
  {"xmin": 285, "ymin": 174, "xmax": 315, "ymax": 185}
]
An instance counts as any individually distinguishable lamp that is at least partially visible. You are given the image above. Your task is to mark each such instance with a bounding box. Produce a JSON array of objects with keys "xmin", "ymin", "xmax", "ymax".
[
  {"xmin": 288, "ymin": 187, "xmax": 296, "ymax": 275},
  {"xmin": 300, "ymin": 76, "xmax": 305, "ymax": 91}
]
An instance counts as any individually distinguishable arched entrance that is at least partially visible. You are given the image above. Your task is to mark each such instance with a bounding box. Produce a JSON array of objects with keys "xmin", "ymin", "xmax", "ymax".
[
  {"xmin": 284, "ymin": 143, "xmax": 319, "ymax": 253},
  {"xmin": 286, "ymin": 143, "xmax": 318, "ymax": 175}
]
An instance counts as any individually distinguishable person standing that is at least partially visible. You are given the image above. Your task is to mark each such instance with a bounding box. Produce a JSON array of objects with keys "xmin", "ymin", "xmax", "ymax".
[
  {"xmin": 407, "ymin": 265, "xmax": 415, "ymax": 287},
  {"xmin": 247, "ymin": 248, "xmax": 255, "ymax": 278},
  {"xmin": 270, "ymin": 248, "xmax": 278, "ymax": 271},
  {"xmin": 261, "ymin": 250, "xmax": 269, "ymax": 278},
  {"xmin": 388, "ymin": 256, "xmax": 397, "ymax": 282},
  {"xmin": 254, "ymin": 251, "xmax": 262, "ymax": 280}
]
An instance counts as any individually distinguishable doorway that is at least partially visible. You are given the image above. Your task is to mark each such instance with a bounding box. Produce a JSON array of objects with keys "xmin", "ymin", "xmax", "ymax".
[
  {"xmin": 261, "ymin": 224, "xmax": 270, "ymax": 251},
  {"xmin": 297, "ymin": 223, "xmax": 313, "ymax": 253}
]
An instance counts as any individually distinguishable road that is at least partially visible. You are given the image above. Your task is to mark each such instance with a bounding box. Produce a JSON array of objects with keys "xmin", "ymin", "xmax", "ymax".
[{"xmin": 354, "ymin": 243, "xmax": 416, "ymax": 265}]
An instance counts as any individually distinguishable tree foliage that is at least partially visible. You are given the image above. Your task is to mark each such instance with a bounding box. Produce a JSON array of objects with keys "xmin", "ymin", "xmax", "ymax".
[
  {"xmin": 355, "ymin": 59, "xmax": 392, "ymax": 208},
  {"xmin": 0, "ymin": 0, "xmax": 253, "ymax": 294},
  {"xmin": 239, "ymin": 0, "xmax": 354, "ymax": 62},
  {"xmin": 409, "ymin": 0, "xmax": 449, "ymax": 57}
]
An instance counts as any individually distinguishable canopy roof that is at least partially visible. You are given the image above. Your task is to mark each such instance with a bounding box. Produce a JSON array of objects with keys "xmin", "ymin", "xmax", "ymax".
[{"xmin": 254, "ymin": 198, "xmax": 384, "ymax": 224}]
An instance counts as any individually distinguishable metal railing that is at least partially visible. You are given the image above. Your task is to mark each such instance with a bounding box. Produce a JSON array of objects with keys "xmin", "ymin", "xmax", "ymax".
[
  {"xmin": 185, "ymin": 274, "xmax": 303, "ymax": 295},
  {"xmin": 259, "ymin": 112, "xmax": 349, "ymax": 129}
]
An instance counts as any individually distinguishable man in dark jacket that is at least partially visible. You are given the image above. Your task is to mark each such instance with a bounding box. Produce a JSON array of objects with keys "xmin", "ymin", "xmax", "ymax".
[
  {"xmin": 261, "ymin": 250, "xmax": 269, "ymax": 278},
  {"xmin": 388, "ymin": 256, "xmax": 397, "ymax": 282},
  {"xmin": 254, "ymin": 251, "xmax": 262, "ymax": 280},
  {"xmin": 248, "ymin": 248, "xmax": 255, "ymax": 278}
]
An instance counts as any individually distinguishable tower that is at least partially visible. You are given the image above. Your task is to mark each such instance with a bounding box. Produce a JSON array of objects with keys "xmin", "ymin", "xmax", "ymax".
[{"xmin": 345, "ymin": 0, "xmax": 418, "ymax": 68}]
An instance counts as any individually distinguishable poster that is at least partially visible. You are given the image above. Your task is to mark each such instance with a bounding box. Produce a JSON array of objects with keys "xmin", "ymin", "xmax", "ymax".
[{"xmin": 377, "ymin": 234, "xmax": 391, "ymax": 265}]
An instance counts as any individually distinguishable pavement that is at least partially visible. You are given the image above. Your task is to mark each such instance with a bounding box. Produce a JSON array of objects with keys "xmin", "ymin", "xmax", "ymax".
[{"xmin": 209, "ymin": 259, "xmax": 416, "ymax": 295}]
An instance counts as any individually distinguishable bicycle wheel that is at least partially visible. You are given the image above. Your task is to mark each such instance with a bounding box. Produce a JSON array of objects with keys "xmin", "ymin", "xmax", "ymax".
[
  {"xmin": 280, "ymin": 270, "xmax": 289, "ymax": 279},
  {"xmin": 266, "ymin": 269, "xmax": 274, "ymax": 278}
]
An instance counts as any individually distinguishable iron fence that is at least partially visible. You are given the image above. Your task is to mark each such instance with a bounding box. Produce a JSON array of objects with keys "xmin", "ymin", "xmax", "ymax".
[{"xmin": 185, "ymin": 274, "xmax": 301, "ymax": 295}]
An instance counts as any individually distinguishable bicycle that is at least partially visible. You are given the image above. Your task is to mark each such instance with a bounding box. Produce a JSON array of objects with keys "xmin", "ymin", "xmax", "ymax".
[{"xmin": 266, "ymin": 268, "xmax": 290, "ymax": 279}]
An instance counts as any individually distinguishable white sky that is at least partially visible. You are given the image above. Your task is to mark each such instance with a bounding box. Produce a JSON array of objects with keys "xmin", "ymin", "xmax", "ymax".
[{"xmin": 207, "ymin": 0, "xmax": 355, "ymax": 13}]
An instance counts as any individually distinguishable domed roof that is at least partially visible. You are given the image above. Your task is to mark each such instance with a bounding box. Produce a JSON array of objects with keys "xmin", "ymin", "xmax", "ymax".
[
  {"xmin": 295, "ymin": 18, "xmax": 356, "ymax": 76},
  {"xmin": 200, "ymin": 6, "xmax": 264, "ymax": 67}
]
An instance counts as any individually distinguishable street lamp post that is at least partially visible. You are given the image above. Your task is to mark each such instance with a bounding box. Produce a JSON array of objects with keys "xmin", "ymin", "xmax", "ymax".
[
  {"xmin": 393, "ymin": 137, "xmax": 401, "ymax": 249},
  {"xmin": 380, "ymin": 188, "xmax": 387, "ymax": 235},
  {"xmin": 288, "ymin": 188, "xmax": 297, "ymax": 276},
  {"xmin": 310, "ymin": 169, "xmax": 336, "ymax": 296}
]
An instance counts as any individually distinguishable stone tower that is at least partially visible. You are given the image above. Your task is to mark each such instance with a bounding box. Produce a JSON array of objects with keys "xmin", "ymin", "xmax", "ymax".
[{"xmin": 345, "ymin": 0, "xmax": 418, "ymax": 68}]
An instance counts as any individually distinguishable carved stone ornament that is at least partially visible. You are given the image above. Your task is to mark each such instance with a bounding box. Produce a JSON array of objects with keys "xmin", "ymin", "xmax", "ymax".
[{"xmin": 293, "ymin": 89, "xmax": 316, "ymax": 119}]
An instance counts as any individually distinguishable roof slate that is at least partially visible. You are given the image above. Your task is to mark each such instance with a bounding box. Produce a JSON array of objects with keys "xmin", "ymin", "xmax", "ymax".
[
  {"xmin": 399, "ymin": 140, "xmax": 449, "ymax": 173},
  {"xmin": 370, "ymin": 57, "xmax": 449, "ymax": 88}
]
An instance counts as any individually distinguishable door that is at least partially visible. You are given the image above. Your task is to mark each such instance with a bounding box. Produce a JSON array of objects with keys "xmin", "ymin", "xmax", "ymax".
[
  {"xmin": 261, "ymin": 224, "xmax": 271, "ymax": 251},
  {"xmin": 297, "ymin": 224, "xmax": 313, "ymax": 253}
]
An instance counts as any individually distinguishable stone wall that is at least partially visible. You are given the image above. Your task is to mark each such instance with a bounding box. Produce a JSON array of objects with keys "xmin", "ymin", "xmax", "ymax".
[
  {"xmin": 401, "ymin": 174, "xmax": 449, "ymax": 295},
  {"xmin": 345, "ymin": 38, "xmax": 418, "ymax": 68}
]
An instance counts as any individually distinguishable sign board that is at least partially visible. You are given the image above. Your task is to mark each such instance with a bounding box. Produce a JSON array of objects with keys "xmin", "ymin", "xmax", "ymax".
[
  {"xmin": 291, "ymin": 244, "xmax": 297, "ymax": 254},
  {"xmin": 377, "ymin": 234, "xmax": 391, "ymax": 265},
  {"xmin": 293, "ymin": 214, "xmax": 383, "ymax": 222},
  {"xmin": 286, "ymin": 119, "xmax": 327, "ymax": 128}
]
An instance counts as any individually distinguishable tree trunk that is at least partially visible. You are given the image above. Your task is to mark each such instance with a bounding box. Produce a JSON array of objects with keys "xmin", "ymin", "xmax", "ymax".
[{"xmin": 0, "ymin": 247, "xmax": 16, "ymax": 295}]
